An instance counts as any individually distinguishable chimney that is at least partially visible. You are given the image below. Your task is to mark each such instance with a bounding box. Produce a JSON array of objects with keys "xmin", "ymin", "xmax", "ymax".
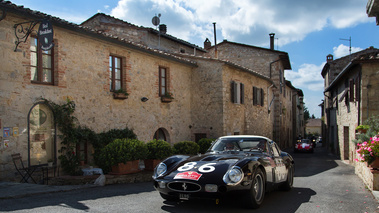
[
  {"xmin": 269, "ymin": 33, "xmax": 275, "ymax": 50},
  {"xmin": 204, "ymin": 38, "xmax": 211, "ymax": 49},
  {"xmin": 159, "ymin": 24, "xmax": 167, "ymax": 34},
  {"xmin": 326, "ymin": 54, "xmax": 333, "ymax": 62}
]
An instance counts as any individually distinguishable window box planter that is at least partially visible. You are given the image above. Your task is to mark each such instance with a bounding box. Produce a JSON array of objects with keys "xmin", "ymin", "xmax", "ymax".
[
  {"xmin": 161, "ymin": 96, "xmax": 173, "ymax": 103},
  {"xmin": 113, "ymin": 93, "xmax": 128, "ymax": 100}
]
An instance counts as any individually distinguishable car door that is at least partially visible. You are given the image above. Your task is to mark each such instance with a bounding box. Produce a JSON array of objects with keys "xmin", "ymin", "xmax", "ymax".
[{"xmin": 270, "ymin": 142, "xmax": 287, "ymax": 183}]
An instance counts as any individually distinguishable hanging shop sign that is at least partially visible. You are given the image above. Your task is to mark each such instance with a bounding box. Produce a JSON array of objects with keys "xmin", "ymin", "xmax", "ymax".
[{"xmin": 38, "ymin": 19, "xmax": 54, "ymax": 51}]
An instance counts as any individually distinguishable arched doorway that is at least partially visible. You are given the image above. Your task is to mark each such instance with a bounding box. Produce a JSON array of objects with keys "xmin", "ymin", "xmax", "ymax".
[
  {"xmin": 28, "ymin": 103, "xmax": 55, "ymax": 166},
  {"xmin": 154, "ymin": 128, "xmax": 169, "ymax": 142}
]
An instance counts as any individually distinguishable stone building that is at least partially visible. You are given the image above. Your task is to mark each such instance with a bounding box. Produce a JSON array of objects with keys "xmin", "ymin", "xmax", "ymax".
[
  {"xmin": 322, "ymin": 49, "xmax": 379, "ymax": 161},
  {"xmin": 81, "ymin": 13, "xmax": 206, "ymax": 56},
  {"xmin": 204, "ymin": 38, "xmax": 294, "ymax": 146},
  {"xmin": 305, "ymin": 119, "xmax": 321, "ymax": 136},
  {"xmin": 0, "ymin": 1, "xmax": 303, "ymax": 180},
  {"xmin": 321, "ymin": 47, "xmax": 379, "ymax": 155}
]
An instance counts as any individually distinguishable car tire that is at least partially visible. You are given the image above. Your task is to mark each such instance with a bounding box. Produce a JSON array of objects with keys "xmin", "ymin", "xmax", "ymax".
[
  {"xmin": 245, "ymin": 168, "xmax": 265, "ymax": 209},
  {"xmin": 159, "ymin": 192, "xmax": 179, "ymax": 202},
  {"xmin": 280, "ymin": 164, "xmax": 294, "ymax": 191}
]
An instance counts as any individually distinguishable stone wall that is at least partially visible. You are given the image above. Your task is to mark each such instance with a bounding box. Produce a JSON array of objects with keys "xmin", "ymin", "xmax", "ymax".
[{"xmin": 0, "ymin": 13, "xmax": 194, "ymax": 180}]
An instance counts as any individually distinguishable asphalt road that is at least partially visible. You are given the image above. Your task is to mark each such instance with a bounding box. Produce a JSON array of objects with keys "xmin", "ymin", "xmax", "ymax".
[{"xmin": 0, "ymin": 144, "xmax": 378, "ymax": 213}]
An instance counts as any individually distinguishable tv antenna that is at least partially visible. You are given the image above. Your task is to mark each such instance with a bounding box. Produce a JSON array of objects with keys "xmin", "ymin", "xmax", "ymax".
[
  {"xmin": 152, "ymin": 13, "xmax": 161, "ymax": 29},
  {"xmin": 152, "ymin": 13, "xmax": 161, "ymax": 49},
  {"xmin": 340, "ymin": 36, "xmax": 351, "ymax": 60}
]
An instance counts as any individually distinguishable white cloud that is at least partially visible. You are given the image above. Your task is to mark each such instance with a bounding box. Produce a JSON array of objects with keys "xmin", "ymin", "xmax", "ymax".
[
  {"xmin": 109, "ymin": 0, "xmax": 371, "ymax": 48},
  {"xmin": 285, "ymin": 63, "xmax": 325, "ymax": 92},
  {"xmin": 333, "ymin": 44, "xmax": 363, "ymax": 58}
]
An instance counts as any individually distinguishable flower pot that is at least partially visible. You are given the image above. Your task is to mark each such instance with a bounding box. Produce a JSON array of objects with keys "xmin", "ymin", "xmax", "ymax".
[
  {"xmin": 370, "ymin": 158, "xmax": 379, "ymax": 170},
  {"xmin": 144, "ymin": 159, "xmax": 161, "ymax": 171},
  {"xmin": 110, "ymin": 160, "xmax": 140, "ymax": 175}
]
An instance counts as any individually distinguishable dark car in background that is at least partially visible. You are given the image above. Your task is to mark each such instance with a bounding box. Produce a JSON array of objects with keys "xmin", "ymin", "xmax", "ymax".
[{"xmin": 152, "ymin": 135, "xmax": 295, "ymax": 209}]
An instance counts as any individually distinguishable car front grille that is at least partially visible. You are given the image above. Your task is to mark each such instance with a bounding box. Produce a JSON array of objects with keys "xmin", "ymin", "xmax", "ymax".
[{"xmin": 167, "ymin": 181, "xmax": 201, "ymax": 192}]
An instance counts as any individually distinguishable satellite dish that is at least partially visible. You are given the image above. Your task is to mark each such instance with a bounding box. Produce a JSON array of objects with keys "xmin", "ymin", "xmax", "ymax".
[{"xmin": 152, "ymin": 14, "xmax": 160, "ymax": 26}]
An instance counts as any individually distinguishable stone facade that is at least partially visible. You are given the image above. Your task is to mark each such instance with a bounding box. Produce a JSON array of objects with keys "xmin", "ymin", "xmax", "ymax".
[
  {"xmin": 0, "ymin": 9, "xmax": 195, "ymax": 180},
  {"xmin": 205, "ymin": 40, "xmax": 294, "ymax": 146},
  {"xmin": 321, "ymin": 47, "xmax": 379, "ymax": 153},
  {"xmin": 81, "ymin": 13, "xmax": 206, "ymax": 56},
  {"xmin": 323, "ymin": 50, "xmax": 379, "ymax": 162},
  {"xmin": 0, "ymin": 2, "xmax": 303, "ymax": 180}
]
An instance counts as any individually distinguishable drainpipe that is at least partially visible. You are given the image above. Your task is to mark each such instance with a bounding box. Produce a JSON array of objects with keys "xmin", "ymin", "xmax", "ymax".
[
  {"xmin": 213, "ymin": 22, "xmax": 217, "ymax": 58},
  {"xmin": 267, "ymin": 84, "xmax": 274, "ymax": 114}
]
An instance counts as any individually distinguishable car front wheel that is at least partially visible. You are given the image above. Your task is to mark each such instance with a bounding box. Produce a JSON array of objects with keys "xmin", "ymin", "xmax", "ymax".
[{"xmin": 245, "ymin": 168, "xmax": 265, "ymax": 209}]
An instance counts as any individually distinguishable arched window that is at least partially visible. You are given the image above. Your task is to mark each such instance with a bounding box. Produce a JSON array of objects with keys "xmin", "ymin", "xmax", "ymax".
[
  {"xmin": 154, "ymin": 128, "xmax": 168, "ymax": 141},
  {"xmin": 28, "ymin": 103, "xmax": 55, "ymax": 166}
]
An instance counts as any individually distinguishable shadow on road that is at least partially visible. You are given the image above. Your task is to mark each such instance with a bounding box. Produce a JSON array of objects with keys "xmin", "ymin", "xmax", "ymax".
[
  {"xmin": 160, "ymin": 187, "xmax": 316, "ymax": 213},
  {"xmin": 0, "ymin": 182, "xmax": 156, "ymax": 212},
  {"xmin": 285, "ymin": 143, "xmax": 339, "ymax": 177}
]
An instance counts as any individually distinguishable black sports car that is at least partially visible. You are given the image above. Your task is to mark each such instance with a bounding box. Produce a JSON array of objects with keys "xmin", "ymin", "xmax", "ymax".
[{"xmin": 152, "ymin": 135, "xmax": 295, "ymax": 209}]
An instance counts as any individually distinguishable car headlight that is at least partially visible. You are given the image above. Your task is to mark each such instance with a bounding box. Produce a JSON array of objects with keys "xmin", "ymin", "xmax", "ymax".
[
  {"xmin": 154, "ymin": 162, "xmax": 167, "ymax": 178},
  {"xmin": 223, "ymin": 166, "xmax": 244, "ymax": 185}
]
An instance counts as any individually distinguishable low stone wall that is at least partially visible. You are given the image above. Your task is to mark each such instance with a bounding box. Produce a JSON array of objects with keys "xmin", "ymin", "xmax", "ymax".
[{"xmin": 355, "ymin": 161, "xmax": 379, "ymax": 190}]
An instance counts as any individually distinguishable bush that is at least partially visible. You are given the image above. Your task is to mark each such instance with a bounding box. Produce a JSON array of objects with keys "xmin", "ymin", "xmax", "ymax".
[
  {"xmin": 197, "ymin": 138, "xmax": 214, "ymax": 153},
  {"xmin": 98, "ymin": 138, "xmax": 147, "ymax": 173},
  {"xmin": 92, "ymin": 128, "xmax": 137, "ymax": 167},
  {"xmin": 146, "ymin": 139, "xmax": 173, "ymax": 160},
  {"xmin": 173, "ymin": 141, "xmax": 199, "ymax": 155}
]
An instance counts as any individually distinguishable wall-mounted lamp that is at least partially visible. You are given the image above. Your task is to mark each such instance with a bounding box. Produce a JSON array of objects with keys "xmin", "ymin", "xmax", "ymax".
[{"xmin": 141, "ymin": 97, "xmax": 149, "ymax": 102}]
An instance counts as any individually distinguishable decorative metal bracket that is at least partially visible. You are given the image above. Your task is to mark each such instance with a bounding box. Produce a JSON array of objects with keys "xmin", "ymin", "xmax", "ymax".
[
  {"xmin": 0, "ymin": 8, "xmax": 6, "ymax": 22},
  {"xmin": 14, "ymin": 20, "xmax": 41, "ymax": 52}
]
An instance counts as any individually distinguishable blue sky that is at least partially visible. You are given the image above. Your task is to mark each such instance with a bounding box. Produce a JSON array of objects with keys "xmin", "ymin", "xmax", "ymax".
[{"xmin": 10, "ymin": 0, "xmax": 379, "ymax": 117}]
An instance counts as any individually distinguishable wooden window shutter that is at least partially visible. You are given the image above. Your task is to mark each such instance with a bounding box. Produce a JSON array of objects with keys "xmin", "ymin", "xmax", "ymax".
[
  {"xmin": 260, "ymin": 88, "xmax": 264, "ymax": 106},
  {"xmin": 240, "ymin": 83, "xmax": 244, "ymax": 104},
  {"xmin": 355, "ymin": 77, "xmax": 360, "ymax": 102},
  {"xmin": 349, "ymin": 79, "xmax": 354, "ymax": 102},
  {"xmin": 231, "ymin": 81, "xmax": 237, "ymax": 103},
  {"xmin": 253, "ymin": 86, "xmax": 257, "ymax": 105}
]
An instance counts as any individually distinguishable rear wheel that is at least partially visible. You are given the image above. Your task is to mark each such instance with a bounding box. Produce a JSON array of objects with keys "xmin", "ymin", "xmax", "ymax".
[
  {"xmin": 245, "ymin": 168, "xmax": 265, "ymax": 209},
  {"xmin": 280, "ymin": 164, "xmax": 294, "ymax": 191}
]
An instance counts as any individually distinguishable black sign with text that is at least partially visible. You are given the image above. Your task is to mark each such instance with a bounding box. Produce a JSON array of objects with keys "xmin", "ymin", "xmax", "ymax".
[{"xmin": 38, "ymin": 19, "xmax": 54, "ymax": 51}]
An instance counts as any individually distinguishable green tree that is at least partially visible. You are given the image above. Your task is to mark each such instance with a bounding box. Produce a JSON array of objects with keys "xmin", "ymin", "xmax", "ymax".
[{"xmin": 304, "ymin": 105, "xmax": 310, "ymax": 122}]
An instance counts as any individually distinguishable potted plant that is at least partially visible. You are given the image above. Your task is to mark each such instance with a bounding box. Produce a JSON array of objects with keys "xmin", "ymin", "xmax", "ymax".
[
  {"xmin": 355, "ymin": 135, "xmax": 379, "ymax": 169},
  {"xmin": 144, "ymin": 139, "xmax": 173, "ymax": 171},
  {"xmin": 47, "ymin": 159, "xmax": 54, "ymax": 167},
  {"xmin": 113, "ymin": 88, "xmax": 129, "ymax": 99},
  {"xmin": 197, "ymin": 138, "xmax": 214, "ymax": 154},
  {"xmin": 173, "ymin": 141, "xmax": 200, "ymax": 155},
  {"xmin": 161, "ymin": 92, "xmax": 174, "ymax": 103},
  {"xmin": 99, "ymin": 138, "xmax": 148, "ymax": 174},
  {"xmin": 356, "ymin": 125, "xmax": 370, "ymax": 134}
]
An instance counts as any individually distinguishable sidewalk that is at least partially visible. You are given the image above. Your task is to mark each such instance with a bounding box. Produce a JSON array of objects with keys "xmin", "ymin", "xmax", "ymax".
[{"xmin": 0, "ymin": 170, "xmax": 153, "ymax": 199}]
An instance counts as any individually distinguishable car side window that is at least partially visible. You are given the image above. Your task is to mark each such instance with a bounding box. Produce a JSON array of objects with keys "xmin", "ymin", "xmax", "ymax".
[{"xmin": 272, "ymin": 142, "xmax": 280, "ymax": 157}]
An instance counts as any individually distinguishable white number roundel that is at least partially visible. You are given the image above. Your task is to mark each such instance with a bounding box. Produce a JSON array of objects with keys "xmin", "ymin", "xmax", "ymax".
[
  {"xmin": 177, "ymin": 162, "xmax": 197, "ymax": 171},
  {"xmin": 177, "ymin": 162, "xmax": 216, "ymax": 173}
]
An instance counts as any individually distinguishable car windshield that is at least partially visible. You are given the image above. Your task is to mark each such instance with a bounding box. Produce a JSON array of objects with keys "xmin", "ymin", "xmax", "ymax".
[
  {"xmin": 210, "ymin": 137, "xmax": 268, "ymax": 152},
  {"xmin": 300, "ymin": 139, "xmax": 311, "ymax": 144}
]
